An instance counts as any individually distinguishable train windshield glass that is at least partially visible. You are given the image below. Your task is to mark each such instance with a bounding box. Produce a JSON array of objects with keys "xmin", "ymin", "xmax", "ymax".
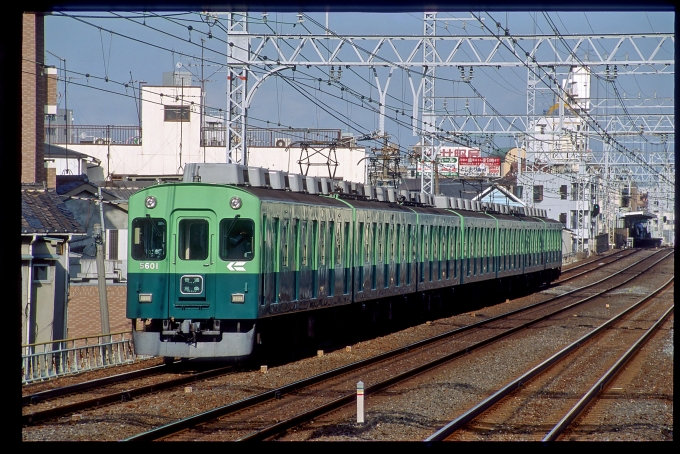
[
  {"xmin": 131, "ymin": 217, "xmax": 167, "ymax": 260},
  {"xmin": 178, "ymin": 219, "xmax": 209, "ymax": 261},
  {"xmin": 220, "ymin": 218, "xmax": 255, "ymax": 261}
]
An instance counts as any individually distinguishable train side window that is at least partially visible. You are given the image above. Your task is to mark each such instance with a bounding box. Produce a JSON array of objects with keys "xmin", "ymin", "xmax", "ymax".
[
  {"xmin": 466, "ymin": 226, "xmax": 470, "ymax": 277},
  {"xmin": 282, "ymin": 222, "xmax": 289, "ymax": 267},
  {"xmin": 312, "ymin": 220, "xmax": 318, "ymax": 298},
  {"xmin": 453, "ymin": 225, "xmax": 458, "ymax": 278},
  {"xmin": 396, "ymin": 223, "xmax": 402, "ymax": 264},
  {"xmin": 344, "ymin": 221, "xmax": 350, "ymax": 295},
  {"xmin": 179, "ymin": 219, "xmax": 209, "ymax": 261},
  {"xmin": 320, "ymin": 221, "xmax": 326, "ymax": 266},
  {"xmin": 432, "ymin": 225, "xmax": 437, "ymax": 281},
  {"xmin": 302, "ymin": 221, "xmax": 308, "ymax": 266},
  {"xmin": 396, "ymin": 223, "xmax": 401, "ymax": 286},
  {"xmin": 372, "ymin": 222, "xmax": 378, "ymax": 264},
  {"xmin": 219, "ymin": 218, "xmax": 255, "ymax": 261},
  {"xmin": 293, "ymin": 218, "xmax": 300, "ymax": 268},
  {"xmin": 358, "ymin": 222, "xmax": 365, "ymax": 264},
  {"xmin": 473, "ymin": 227, "xmax": 478, "ymax": 276},
  {"xmin": 366, "ymin": 223, "xmax": 372, "ymax": 263},
  {"xmin": 419, "ymin": 225, "xmax": 425, "ymax": 283},
  {"xmin": 378, "ymin": 223, "xmax": 383, "ymax": 263},
  {"xmin": 406, "ymin": 224, "xmax": 413, "ymax": 285},
  {"xmin": 131, "ymin": 217, "xmax": 167, "ymax": 260},
  {"xmin": 484, "ymin": 227, "xmax": 488, "ymax": 273},
  {"xmin": 293, "ymin": 218, "xmax": 299, "ymax": 300},
  {"xmin": 274, "ymin": 218, "xmax": 281, "ymax": 301},
  {"xmin": 330, "ymin": 220, "xmax": 337, "ymax": 265},
  {"xmin": 312, "ymin": 220, "xmax": 319, "ymax": 267},
  {"xmin": 389, "ymin": 223, "xmax": 394, "ymax": 262},
  {"xmin": 372, "ymin": 222, "xmax": 378, "ymax": 290},
  {"xmin": 511, "ymin": 229, "xmax": 516, "ymax": 269}
]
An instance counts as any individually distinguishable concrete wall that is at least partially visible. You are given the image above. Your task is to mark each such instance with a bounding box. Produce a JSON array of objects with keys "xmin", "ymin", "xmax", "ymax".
[
  {"xmin": 245, "ymin": 146, "xmax": 367, "ymax": 183},
  {"xmin": 21, "ymin": 236, "xmax": 71, "ymax": 346}
]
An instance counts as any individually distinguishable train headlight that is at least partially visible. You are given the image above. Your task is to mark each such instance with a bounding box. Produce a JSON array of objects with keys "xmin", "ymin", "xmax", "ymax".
[
  {"xmin": 230, "ymin": 196, "xmax": 242, "ymax": 210},
  {"xmin": 145, "ymin": 196, "xmax": 157, "ymax": 209},
  {"xmin": 231, "ymin": 293, "xmax": 245, "ymax": 304},
  {"xmin": 139, "ymin": 293, "xmax": 153, "ymax": 303}
]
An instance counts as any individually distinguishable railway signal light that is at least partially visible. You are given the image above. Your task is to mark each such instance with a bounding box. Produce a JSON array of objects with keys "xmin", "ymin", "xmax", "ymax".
[{"xmin": 591, "ymin": 203, "xmax": 600, "ymax": 217}]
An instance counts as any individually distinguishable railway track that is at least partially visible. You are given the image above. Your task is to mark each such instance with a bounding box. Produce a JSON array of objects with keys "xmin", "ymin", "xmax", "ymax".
[
  {"xmin": 120, "ymin": 249, "xmax": 671, "ymax": 441},
  {"xmin": 23, "ymin": 362, "xmax": 173, "ymax": 406},
  {"xmin": 22, "ymin": 362, "xmax": 236, "ymax": 425},
  {"xmin": 426, "ymin": 278, "xmax": 673, "ymax": 441},
  {"xmin": 556, "ymin": 248, "xmax": 640, "ymax": 283}
]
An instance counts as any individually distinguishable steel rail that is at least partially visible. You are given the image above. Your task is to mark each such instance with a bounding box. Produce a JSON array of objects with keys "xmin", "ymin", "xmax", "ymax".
[
  {"xmin": 231, "ymin": 251, "xmax": 673, "ymax": 441},
  {"xmin": 559, "ymin": 248, "xmax": 638, "ymax": 275},
  {"xmin": 543, "ymin": 301, "xmax": 674, "ymax": 441},
  {"xmin": 23, "ymin": 363, "xmax": 169, "ymax": 406},
  {"xmin": 424, "ymin": 274, "xmax": 674, "ymax": 442},
  {"xmin": 122, "ymin": 250, "xmax": 669, "ymax": 441},
  {"xmin": 555, "ymin": 249, "xmax": 642, "ymax": 284},
  {"xmin": 22, "ymin": 364, "xmax": 233, "ymax": 426}
]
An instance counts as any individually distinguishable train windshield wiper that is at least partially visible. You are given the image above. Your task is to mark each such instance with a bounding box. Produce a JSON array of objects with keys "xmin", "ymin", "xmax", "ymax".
[
  {"xmin": 146, "ymin": 214, "xmax": 163, "ymax": 237},
  {"xmin": 223, "ymin": 214, "xmax": 241, "ymax": 240}
]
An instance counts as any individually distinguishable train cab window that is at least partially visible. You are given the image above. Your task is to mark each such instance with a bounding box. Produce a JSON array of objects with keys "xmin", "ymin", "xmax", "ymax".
[
  {"xmin": 220, "ymin": 218, "xmax": 255, "ymax": 261},
  {"xmin": 179, "ymin": 219, "xmax": 209, "ymax": 261},
  {"xmin": 131, "ymin": 217, "xmax": 167, "ymax": 260}
]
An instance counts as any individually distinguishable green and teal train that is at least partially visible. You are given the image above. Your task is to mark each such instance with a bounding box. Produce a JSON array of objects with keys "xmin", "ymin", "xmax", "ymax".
[{"xmin": 127, "ymin": 163, "xmax": 562, "ymax": 361}]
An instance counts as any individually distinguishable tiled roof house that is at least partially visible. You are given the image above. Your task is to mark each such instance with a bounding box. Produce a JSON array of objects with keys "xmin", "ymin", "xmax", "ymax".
[{"xmin": 21, "ymin": 187, "xmax": 85, "ymax": 347}]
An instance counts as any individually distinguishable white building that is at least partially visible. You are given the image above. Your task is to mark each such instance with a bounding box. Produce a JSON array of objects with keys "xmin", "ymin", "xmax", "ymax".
[{"xmin": 49, "ymin": 72, "xmax": 366, "ymax": 184}]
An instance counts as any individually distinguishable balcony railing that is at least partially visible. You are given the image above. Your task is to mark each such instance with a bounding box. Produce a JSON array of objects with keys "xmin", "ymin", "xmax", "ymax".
[
  {"xmin": 202, "ymin": 127, "xmax": 343, "ymax": 147},
  {"xmin": 45, "ymin": 125, "xmax": 142, "ymax": 146},
  {"xmin": 45, "ymin": 125, "xmax": 344, "ymax": 148}
]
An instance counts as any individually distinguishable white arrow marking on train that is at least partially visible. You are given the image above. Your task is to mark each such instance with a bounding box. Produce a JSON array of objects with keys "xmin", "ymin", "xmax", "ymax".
[{"xmin": 227, "ymin": 261, "xmax": 246, "ymax": 272}]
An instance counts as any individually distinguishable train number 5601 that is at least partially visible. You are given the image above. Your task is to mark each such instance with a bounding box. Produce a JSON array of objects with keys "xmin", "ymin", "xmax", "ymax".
[{"xmin": 139, "ymin": 262, "xmax": 159, "ymax": 270}]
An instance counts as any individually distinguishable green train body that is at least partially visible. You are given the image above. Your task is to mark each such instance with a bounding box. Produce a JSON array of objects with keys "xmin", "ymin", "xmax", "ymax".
[{"xmin": 127, "ymin": 165, "xmax": 562, "ymax": 361}]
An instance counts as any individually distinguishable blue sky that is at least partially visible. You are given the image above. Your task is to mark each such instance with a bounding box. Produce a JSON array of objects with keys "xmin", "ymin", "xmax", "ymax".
[{"xmin": 44, "ymin": 11, "xmax": 674, "ymax": 150}]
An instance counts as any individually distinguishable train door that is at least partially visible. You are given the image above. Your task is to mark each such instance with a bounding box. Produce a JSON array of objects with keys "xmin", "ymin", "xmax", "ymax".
[{"xmin": 168, "ymin": 210, "xmax": 217, "ymax": 320}]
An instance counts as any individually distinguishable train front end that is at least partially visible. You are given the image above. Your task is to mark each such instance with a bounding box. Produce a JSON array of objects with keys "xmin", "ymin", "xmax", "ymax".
[{"xmin": 127, "ymin": 183, "xmax": 260, "ymax": 361}]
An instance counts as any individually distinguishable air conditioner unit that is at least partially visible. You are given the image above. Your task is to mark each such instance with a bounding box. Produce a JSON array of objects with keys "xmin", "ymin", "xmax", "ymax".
[
  {"xmin": 339, "ymin": 134, "xmax": 356, "ymax": 148},
  {"xmin": 275, "ymin": 138, "xmax": 291, "ymax": 148}
]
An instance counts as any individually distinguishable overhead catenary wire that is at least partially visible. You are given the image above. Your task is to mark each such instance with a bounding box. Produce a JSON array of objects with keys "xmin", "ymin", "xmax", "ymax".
[
  {"xmin": 474, "ymin": 11, "xmax": 673, "ymax": 187},
  {"xmin": 46, "ymin": 11, "xmax": 565, "ymax": 154},
  {"xmin": 47, "ymin": 12, "xmax": 672, "ymax": 187}
]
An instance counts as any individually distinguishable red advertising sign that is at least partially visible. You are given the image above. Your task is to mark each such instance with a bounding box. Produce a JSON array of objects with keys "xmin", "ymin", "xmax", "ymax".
[{"xmin": 438, "ymin": 146, "xmax": 481, "ymax": 158}]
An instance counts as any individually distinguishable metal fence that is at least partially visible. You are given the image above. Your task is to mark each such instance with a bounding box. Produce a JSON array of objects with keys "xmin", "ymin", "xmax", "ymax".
[
  {"xmin": 22, "ymin": 332, "xmax": 137, "ymax": 385},
  {"xmin": 45, "ymin": 125, "xmax": 343, "ymax": 148},
  {"xmin": 45, "ymin": 125, "xmax": 142, "ymax": 146},
  {"xmin": 201, "ymin": 127, "xmax": 343, "ymax": 147}
]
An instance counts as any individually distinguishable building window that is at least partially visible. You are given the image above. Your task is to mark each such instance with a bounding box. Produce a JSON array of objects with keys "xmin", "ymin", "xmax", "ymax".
[
  {"xmin": 560, "ymin": 185, "xmax": 568, "ymax": 200},
  {"xmin": 33, "ymin": 264, "xmax": 49, "ymax": 282},
  {"xmin": 514, "ymin": 186, "xmax": 523, "ymax": 199},
  {"xmin": 164, "ymin": 105, "xmax": 190, "ymax": 122},
  {"xmin": 559, "ymin": 213, "xmax": 567, "ymax": 226},
  {"xmin": 108, "ymin": 230, "xmax": 119, "ymax": 260},
  {"xmin": 533, "ymin": 185, "xmax": 543, "ymax": 202}
]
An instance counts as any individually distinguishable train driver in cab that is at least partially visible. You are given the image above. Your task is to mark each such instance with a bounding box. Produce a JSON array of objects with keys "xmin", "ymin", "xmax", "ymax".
[{"xmin": 226, "ymin": 227, "xmax": 253, "ymax": 259}]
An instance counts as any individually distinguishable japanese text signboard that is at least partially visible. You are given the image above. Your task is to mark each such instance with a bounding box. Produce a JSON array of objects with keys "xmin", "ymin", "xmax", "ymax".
[
  {"xmin": 458, "ymin": 157, "xmax": 501, "ymax": 178},
  {"xmin": 416, "ymin": 146, "xmax": 500, "ymax": 178}
]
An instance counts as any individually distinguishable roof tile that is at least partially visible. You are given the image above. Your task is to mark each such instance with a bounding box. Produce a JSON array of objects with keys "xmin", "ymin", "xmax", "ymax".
[{"xmin": 21, "ymin": 189, "xmax": 86, "ymax": 235}]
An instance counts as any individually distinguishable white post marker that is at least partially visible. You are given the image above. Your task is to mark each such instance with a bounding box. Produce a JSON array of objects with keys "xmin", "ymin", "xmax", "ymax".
[{"xmin": 357, "ymin": 380, "xmax": 364, "ymax": 424}]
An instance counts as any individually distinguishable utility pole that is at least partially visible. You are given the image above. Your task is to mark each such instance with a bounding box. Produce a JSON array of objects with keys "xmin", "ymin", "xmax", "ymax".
[
  {"xmin": 201, "ymin": 38, "xmax": 205, "ymax": 159},
  {"xmin": 94, "ymin": 187, "xmax": 110, "ymax": 361}
]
